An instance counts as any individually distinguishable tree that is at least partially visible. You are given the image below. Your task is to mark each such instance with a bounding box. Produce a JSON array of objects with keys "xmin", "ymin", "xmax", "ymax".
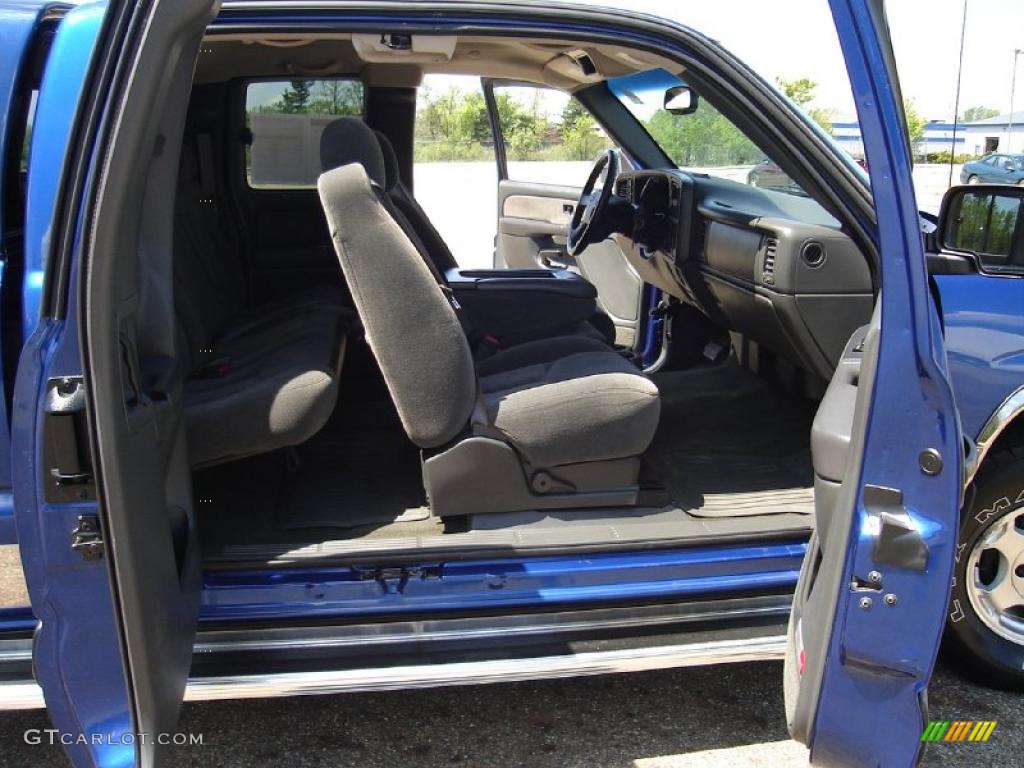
[
  {"xmin": 960, "ymin": 105, "xmax": 999, "ymax": 123},
  {"xmin": 777, "ymin": 77, "xmax": 817, "ymax": 107},
  {"xmin": 493, "ymin": 91, "xmax": 547, "ymax": 159},
  {"xmin": 560, "ymin": 99, "xmax": 608, "ymax": 160},
  {"xmin": 277, "ymin": 80, "xmax": 312, "ymax": 114},
  {"xmin": 414, "ymin": 85, "xmax": 494, "ymax": 161},
  {"xmin": 645, "ymin": 103, "xmax": 760, "ymax": 167},
  {"xmin": 561, "ymin": 98, "xmax": 589, "ymax": 132},
  {"xmin": 903, "ymin": 99, "xmax": 927, "ymax": 152},
  {"xmin": 776, "ymin": 77, "xmax": 834, "ymax": 135},
  {"xmin": 308, "ymin": 80, "xmax": 363, "ymax": 116}
]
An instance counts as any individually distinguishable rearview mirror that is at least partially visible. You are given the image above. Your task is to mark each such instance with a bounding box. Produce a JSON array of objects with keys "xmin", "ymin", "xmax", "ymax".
[
  {"xmin": 939, "ymin": 186, "xmax": 1024, "ymax": 270},
  {"xmin": 664, "ymin": 85, "xmax": 698, "ymax": 115}
]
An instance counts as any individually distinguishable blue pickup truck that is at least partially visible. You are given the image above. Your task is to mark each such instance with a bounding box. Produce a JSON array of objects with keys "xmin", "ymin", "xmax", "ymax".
[{"xmin": 0, "ymin": 0, "xmax": 1022, "ymax": 766}]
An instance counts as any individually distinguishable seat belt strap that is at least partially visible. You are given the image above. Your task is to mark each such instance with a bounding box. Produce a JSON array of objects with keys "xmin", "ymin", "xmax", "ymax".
[{"xmin": 195, "ymin": 133, "xmax": 217, "ymax": 201}]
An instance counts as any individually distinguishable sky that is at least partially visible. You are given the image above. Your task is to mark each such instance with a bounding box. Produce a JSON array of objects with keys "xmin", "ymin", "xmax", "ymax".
[{"xmin": 581, "ymin": 0, "xmax": 1024, "ymax": 122}]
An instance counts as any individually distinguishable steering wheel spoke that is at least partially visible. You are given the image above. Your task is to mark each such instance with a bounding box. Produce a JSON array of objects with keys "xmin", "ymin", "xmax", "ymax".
[{"xmin": 567, "ymin": 149, "xmax": 619, "ymax": 257}]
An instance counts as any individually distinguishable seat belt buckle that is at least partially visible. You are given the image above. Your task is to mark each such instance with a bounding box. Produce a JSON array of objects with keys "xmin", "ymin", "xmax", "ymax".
[
  {"xmin": 194, "ymin": 357, "xmax": 232, "ymax": 379},
  {"xmin": 475, "ymin": 334, "xmax": 502, "ymax": 360}
]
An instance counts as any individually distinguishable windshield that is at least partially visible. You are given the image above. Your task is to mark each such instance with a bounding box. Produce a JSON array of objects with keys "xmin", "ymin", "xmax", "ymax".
[{"xmin": 610, "ymin": 69, "xmax": 810, "ymax": 197}]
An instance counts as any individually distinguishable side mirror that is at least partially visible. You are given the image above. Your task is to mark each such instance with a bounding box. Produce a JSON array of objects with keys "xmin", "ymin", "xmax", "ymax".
[
  {"xmin": 663, "ymin": 85, "xmax": 698, "ymax": 115},
  {"xmin": 939, "ymin": 185, "xmax": 1024, "ymax": 270}
]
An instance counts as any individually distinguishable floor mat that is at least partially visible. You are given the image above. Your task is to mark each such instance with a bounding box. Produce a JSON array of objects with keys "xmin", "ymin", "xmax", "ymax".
[
  {"xmin": 197, "ymin": 339, "xmax": 441, "ymax": 551},
  {"xmin": 275, "ymin": 438, "xmax": 430, "ymax": 530},
  {"xmin": 644, "ymin": 361, "xmax": 817, "ymax": 518},
  {"xmin": 274, "ymin": 361, "xmax": 432, "ymax": 530}
]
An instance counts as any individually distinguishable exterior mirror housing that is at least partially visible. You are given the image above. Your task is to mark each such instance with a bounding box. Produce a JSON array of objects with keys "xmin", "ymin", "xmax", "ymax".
[
  {"xmin": 938, "ymin": 185, "xmax": 1024, "ymax": 272},
  {"xmin": 663, "ymin": 85, "xmax": 698, "ymax": 115}
]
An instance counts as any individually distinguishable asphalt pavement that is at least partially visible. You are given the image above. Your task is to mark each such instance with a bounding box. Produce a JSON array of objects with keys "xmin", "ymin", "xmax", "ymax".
[{"xmin": 0, "ymin": 658, "xmax": 1020, "ymax": 767}]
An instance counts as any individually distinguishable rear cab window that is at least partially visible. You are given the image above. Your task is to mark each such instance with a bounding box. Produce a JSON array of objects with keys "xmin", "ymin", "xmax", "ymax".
[{"xmin": 244, "ymin": 78, "xmax": 364, "ymax": 188}]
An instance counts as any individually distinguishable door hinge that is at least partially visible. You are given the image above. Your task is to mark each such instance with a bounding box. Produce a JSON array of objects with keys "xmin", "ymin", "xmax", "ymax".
[
  {"xmin": 44, "ymin": 376, "xmax": 96, "ymax": 503},
  {"xmin": 71, "ymin": 515, "xmax": 104, "ymax": 560}
]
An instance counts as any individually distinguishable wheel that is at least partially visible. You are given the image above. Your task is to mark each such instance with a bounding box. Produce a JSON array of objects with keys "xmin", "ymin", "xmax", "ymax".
[
  {"xmin": 747, "ymin": 172, "xmax": 760, "ymax": 186},
  {"xmin": 943, "ymin": 448, "xmax": 1024, "ymax": 690},
  {"xmin": 966, "ymin": 174, "xmax": 979, "ymax": 185}
]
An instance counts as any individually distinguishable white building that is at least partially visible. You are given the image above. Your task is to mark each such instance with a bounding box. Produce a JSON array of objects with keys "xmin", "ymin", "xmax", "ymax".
[
  {"xmin": 959, "ymin": 111, "xmax": 1024, "ymax": 156},
  {"xmin": 830, "ymin": 118, "xmax": 969, "ymax": 159}
]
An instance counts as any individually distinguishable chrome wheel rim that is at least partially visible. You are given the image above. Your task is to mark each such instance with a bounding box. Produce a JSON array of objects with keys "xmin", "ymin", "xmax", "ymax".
[{"xmin": 966, "ymin": 507, "xmax": 1024, "ymax": 645}]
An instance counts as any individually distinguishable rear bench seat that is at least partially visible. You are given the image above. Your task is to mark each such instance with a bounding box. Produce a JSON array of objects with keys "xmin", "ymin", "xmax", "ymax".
[{"xmin": 174, "ymin": 142, "xmax": 350, "ymax": 467}]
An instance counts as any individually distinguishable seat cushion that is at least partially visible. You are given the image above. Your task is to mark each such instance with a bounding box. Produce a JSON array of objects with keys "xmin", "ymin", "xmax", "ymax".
[
  {"xmin": 475, "ymin": 334, "xmax": 613, "ymax": 377},
  {"xmin": 184, "ymin": 304, "xmax": 347, "ymax": 467},
  {"xmin": 479, "ymin": 348, "xmax": 660, "ymax": 468}
]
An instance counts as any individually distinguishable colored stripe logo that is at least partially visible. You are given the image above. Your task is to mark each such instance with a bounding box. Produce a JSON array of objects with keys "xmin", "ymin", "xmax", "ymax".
[{"xmin": 921, "ymin": 721, "xmax": 997, "ymax": 742}]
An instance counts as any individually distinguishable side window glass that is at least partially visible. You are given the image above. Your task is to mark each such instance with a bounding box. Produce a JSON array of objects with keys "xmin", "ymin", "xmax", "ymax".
[
  {"xmin": 244, "ymin": 79, "xmax": 364, "ymax": 188},
  {"xmin": 413, "ymin": 74, "xmax": 497, "ymax": 268},
  {"xmin": 492, "ymin": 84, "xmax": 613, "ymax": 186}
]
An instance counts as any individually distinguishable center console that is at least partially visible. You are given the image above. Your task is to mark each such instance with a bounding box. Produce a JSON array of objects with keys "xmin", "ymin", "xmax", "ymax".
[{"xmin": 445, "ymin": 268, "xmax": 600, "ymax": 346}]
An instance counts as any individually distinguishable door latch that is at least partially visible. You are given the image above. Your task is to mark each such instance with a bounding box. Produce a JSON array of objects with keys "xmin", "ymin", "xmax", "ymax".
[
  {"xmin": 70, "ymin": 515, "xmax": 104, "ymax": 560},
  {"xmin": 864, "ymin": 484, "xmax": 929, "ymax": 571},
  {"xmin": 44, "ymin": 377, "xmax": 96, "ymax": 503}
]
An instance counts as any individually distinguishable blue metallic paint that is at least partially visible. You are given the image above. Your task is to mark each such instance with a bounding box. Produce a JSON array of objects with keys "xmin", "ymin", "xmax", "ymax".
[
  {"xmin": 639, "ymin": 283, "xmax": 663, "ymax": 368},
  {"xmin": 200, "ymin": 542, "xmax": 806, "ymax": 622},
  {"xmin": 22, "ymin": 2, "xmax": 104, "ymax": 343},
  {"xmin": 0, "ymin": 1, "xmax": 51, "ymax": 545},
  {"xmin": 0, "ymin": 2, "xmax": 983, "ymax": 765},
  {"xmin": 12, "ymin": 4, "xmax": 138, "ymax": 767},
  {"xmin": 803, "ymin": 1, "xmax": 962, "ymax": 765},
  {"xmin": 933, "ymin": 273, "xmax": 1024, "ymax": 442}
]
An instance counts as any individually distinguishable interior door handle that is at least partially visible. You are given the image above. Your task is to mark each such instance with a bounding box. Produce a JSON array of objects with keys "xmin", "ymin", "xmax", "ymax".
[{"xmin": 539, "ymin": 249, "xmax": 569, "ymax": 268}]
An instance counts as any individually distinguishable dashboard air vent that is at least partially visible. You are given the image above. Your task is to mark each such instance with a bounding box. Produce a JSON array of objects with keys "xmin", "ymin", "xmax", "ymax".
[{"xmin": 762, "ymin": 236, "xmax": 778, "ymax": 285}]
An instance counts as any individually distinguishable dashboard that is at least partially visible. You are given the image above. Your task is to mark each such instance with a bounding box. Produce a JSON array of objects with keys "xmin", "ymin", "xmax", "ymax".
[{"xmin": 613, "ymin": 169, "xmax": 873, "ymax": 379}]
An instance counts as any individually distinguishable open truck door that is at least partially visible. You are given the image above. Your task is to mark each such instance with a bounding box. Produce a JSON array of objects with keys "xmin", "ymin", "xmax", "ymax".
[
  {"xmin": 11, "ymin": 1, "xmax": 217, "ymax": 765},
  {"xmin": 785, "ymin": 1, "xmax": 964, "ymax": 765}
]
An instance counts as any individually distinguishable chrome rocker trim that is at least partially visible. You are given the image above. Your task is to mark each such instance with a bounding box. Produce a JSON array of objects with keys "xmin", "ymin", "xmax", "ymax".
[
  {"xmin": 1, "ymin": 634, "xmax": 785, "ymax": 709},
  {"xmin": 184, "ymin": 634, "xmax": 786, "ymax": 702}
]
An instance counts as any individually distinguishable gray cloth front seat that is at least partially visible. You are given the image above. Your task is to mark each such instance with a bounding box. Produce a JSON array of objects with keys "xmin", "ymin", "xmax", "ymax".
[
  {"xmin": 318, "ymin": 162, "xmax": 660, "ymax": 516},
  {"xmin": 319, "ymin": 117, "xmax": 614, "ymax": 349}
]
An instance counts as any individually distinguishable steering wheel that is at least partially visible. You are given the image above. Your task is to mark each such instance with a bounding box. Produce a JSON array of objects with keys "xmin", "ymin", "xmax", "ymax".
[{"xmin": 567, "ymin": 149, "xmax": 619, "ymax": 257}]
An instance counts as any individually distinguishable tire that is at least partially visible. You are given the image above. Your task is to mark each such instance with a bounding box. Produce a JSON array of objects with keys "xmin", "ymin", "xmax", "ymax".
[
  {"xmin": 966, "ymin": 174, "xmax": 979, "ymax": 185},
  {"xmin": 747, "ymin": 172, "xmax": 759, "ymax": 187},
  {"xmin": 943, "ymin": 448, "xmax": 1024, "ymax": 691}
]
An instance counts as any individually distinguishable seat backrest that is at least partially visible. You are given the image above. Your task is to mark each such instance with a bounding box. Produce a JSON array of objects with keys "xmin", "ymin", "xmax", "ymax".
[
  {"xmin": 320, "ymin": 118, "xmax": 388, "ymax": 185},
  {"xmin": 374, "ymin": 130, "xmax": 460, "ymax": 274},
  {"xmin": 318, "ymin": 162, "xmax": 477, "ymax": 448},
  {"xmin": 173, "ymin": 142, "xmax": 248, "ymax": 369}
]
